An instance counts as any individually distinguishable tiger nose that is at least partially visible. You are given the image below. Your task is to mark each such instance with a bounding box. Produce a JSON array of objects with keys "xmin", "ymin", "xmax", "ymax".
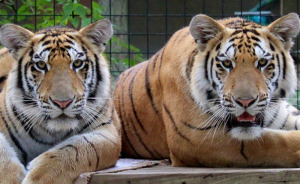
[
  {"xmin": 52, "ymin": 99, "xmax": 73, "ymax": 109},
  {"xmin": 235, "ymin": 98, "xmax": 256, "ymax": 107}
]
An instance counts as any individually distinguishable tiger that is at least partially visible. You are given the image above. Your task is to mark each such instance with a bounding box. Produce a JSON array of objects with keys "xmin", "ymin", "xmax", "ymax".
[
  {"xmin": 113, "ymin": 13, "xmax": 300, "ymax": 167},
  {"xmin": 0, "ymin": 19, "xmax": 121, "ymax": 184}
]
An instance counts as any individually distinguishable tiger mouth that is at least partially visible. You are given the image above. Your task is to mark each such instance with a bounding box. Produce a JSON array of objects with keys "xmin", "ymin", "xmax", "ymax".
[{"xmin": 228, "ymin": 112, "xmax": 263, "ymax": 128}]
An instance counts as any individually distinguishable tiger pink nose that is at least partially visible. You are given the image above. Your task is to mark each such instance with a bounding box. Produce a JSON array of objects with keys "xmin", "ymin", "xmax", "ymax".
[
  {"xmin": 236, "ymin": 98, "xmax": 255, "ymax": 107},
  {"xmin": 52, "ymin": 99, "xmax": 73, "ymax": 109}
]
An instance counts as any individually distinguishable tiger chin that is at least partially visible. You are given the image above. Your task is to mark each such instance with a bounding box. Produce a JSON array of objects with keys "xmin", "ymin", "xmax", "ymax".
[
  {"xmin": 114, "ymin": 13, "xmax": 300, "ymax": 168},
  {"xmin": 0, "ymin": 20, "xmax": 121, "ymax": 184}
]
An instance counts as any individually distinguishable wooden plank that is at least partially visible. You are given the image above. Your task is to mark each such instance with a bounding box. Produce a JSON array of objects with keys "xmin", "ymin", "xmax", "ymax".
[{"xmin": 89, "ymin": 164, "xmax": 300, "ymax": 184}]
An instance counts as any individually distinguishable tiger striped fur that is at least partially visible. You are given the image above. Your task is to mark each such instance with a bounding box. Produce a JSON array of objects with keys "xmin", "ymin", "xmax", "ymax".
[
  {"xmin": 114, "ymin": 13, "xmax": 300, "ymax": 167},
  {"xmin": 0, "ymin": 19, "xmax": 121, "ymax": 184}
]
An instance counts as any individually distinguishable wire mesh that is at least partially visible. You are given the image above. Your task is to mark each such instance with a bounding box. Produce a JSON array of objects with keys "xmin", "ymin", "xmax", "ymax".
[{"xmin": 0, "ymin": 0, "xmax": 299, "ymax": 107}]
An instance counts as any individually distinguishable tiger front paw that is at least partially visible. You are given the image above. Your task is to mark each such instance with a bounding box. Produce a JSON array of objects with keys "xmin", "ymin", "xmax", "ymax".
[
  {"xmin": 0, "ymin": 160, "xmax": 26, "ymax": 184},
  {"xmin": 22, "ymin": 151, "xmax": 75, "ymax": 184}
]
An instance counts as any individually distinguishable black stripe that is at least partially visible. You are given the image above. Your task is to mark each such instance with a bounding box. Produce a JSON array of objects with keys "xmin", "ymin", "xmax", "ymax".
[
  {"xmin": 0, "ymin": 76, "xmax": 7, "ymax": 83},
  {"xmin": 240, "ymin": 141, "xmax": 248, "ymax": 160},
  {"xmin": 251, "ymin": 36, "xmax": 260, "ymax": 42},
  {"xmin": 88, "ymin": 54, "xmax": 102, "ymax": 100},
  {"xmin": 0, "ymin": 107, "xmax": 27, "ymax": 164},
  {"xmin": 280, "ymin": 115, "xmax": 289, "ymax": 129},
  {"xmin": 231, "ymin": 30, "xmax": 242, "ymax": 36},
  {"xmin": 24, "ymin": 62, "xmax": 34, "ymax": 92},
  {"xmin": 269, "ymin": 42, "xmax": 275, "ymax": 51},
  {"xmin": 39, "ymin": 35, "xmax": 48, "ymax": 42},
  {"xmin": 119, "ymin": 80, "xmax": 142, "ymax": 157},
  {"xmin": 281, "ymin": 52, "xmax": 286, "ymax": 79},
  {"xmin": 163, "ymin": 103, "xmax": 193, "ymax": 145},
  {"xmin": 209, "ymin": 58, "xmax": 214, "ymax": 82},
  {"xmin": 66, "ymin": 34, "xmax": 75, "ymax": 40},
  {"xmin": 152, "ymin": 52, "xmax": 160, "ymax": 70},
  {"xmin": 247, "ymin": 29, "xmax": 260, "ymax": 36},
  {"xmin": 59, "ymin": 145, "xmax": 79, "ymax": 161},
  {"xmin": 215, "ymin": 43, "xmax": 221, "ymax": 51},
  {"xmin": 129, "ymin": 71, "xmax": 146, "ymax": 132},
  {"xmin": 183, "ymin": 121, "xmax": 215, "ymax": 130},
  {"xmin": 158, "ymin": 47, "xmax": 166, "ymax": 89},
  {"xmin": 186, "ymin": 49, "xmax": 197, "ymax": 81},
  {"xmin": 206, "ymin": 90, "xmax": 215, "ymax": 100},
  {"xmin": 279, "ymin": 89, "xmax": 286, "ymax": 98},
  {"xmin": 204, "ymin": 51, "xmax": 210, "ymax": 81},
  {"xmin": 42, "ymin": 40, "xmax": 51, "ymax": 46},
  {"xmin": 145, "ymin": 63, "xmax": 159, "ymax": 114},
  {"xmin": 17, "ymin": 58, "xmax": 24, "ymax": 90},
  {"xmin": 83, "ymin": 136, "xmax": 99, "ymax": 170},
  {"xmin": 127, "ymin": 116, "xmax": 158, "ymax": 158},
  {"xmin": 276, "ymin": 54, "xmax": 281, "ymax": 79},
  {"xmin": 65, "ymin": 39, "xmax": 74, "ymax": 45}
]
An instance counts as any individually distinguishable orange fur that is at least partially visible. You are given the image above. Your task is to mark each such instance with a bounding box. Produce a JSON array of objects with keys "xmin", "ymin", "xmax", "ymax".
[{"xmin": 114, "ymin": 14, "xmax": 300, "ymax": 167}]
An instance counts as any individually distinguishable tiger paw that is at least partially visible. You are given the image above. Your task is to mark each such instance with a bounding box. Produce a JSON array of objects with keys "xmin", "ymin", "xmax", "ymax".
[
  {"xmin": 0, "ymin": 160, "xmax": 26, "ymax": 184},
  {"xmin": 22, "ymin": 152, "xmax": 74, "ymax": 184}
]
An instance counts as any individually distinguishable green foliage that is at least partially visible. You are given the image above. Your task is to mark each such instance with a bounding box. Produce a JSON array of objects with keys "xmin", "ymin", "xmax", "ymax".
[{"xmin": 0, "ymin": 0, "xmax": 143, "ymax": 72}]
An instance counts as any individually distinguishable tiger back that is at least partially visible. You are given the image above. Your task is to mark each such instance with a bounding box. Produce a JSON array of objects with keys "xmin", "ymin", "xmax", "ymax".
[
  {"xmin": 0, "ymin": 20, "xmax": 121, "ymax": 184},
  {"xmin": 114, "ymin": 13, "xmax": 300, "ymax": 167}
]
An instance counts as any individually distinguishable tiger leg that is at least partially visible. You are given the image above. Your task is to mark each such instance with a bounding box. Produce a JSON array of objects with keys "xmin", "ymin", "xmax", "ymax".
[
  {"xmin": 22, "ymin": 125, "xmax": 121, "ymax": 184},
  {"xmin": 0, "ymin": 133, "xmax": 26, "ymax": 184}
]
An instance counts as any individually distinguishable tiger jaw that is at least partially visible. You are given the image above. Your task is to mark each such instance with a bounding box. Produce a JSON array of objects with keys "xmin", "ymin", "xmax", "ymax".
[
  {"xmin": 228, "ymin": 113, "xmax": 264, "ymax": 140},
  {"xmin": 46, "ymin": 115, "xmax": 80, "ymax": 131}
]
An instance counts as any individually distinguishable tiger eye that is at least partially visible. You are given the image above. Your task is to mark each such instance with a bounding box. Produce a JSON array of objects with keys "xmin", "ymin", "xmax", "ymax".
[
  {"xmin": 258, "ymin": 58, "xmax": 268, "ymax": 67},
  {"xmin": 36, "ymin": 61, "xmax": 47, "ymax": 70},
  {"xmin": 73, "ymin": 59, "xmax": 84, "ymax": 68},
  {"xmin": 222, "ymin": 60, "xmax": 232, "ymax": 68}
]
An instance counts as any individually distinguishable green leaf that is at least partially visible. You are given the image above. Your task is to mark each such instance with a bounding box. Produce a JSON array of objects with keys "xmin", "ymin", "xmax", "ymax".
[
  {"xmin": 71, "ymin": 17, "xmax": 79, "ymax": 28},
  {"xmin": 58, "ymin": 0, "xmax": 67, "ymax": 5},
  {"xmin": 75, "ymin": 5, "xmax": 86, "ymax": 18},
  {"xmin": 60, "ymin": 3, "xmax": 74, "ymax": 25},
  {"xmin": 81, "ymin": 18, "xmax": 91, "ymax": 28}
]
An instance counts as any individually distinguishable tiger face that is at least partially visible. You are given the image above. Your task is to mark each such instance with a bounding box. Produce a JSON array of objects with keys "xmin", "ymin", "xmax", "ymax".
[
  {"xmin": 189, "ymin": 14, "xmax": 299, "ymax": 140},
  {"xmin": 0, "ymin": 20, "xmax": 112, "ymax": 132}
]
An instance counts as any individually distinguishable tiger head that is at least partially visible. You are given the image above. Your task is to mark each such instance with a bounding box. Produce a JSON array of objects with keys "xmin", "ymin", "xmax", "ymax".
[
  {"xmin": 0, "ymin": 20, "xmax": 112, "ymax": 132},
  {"xmin": 189, "ymin": 13, "xmax": 300, "ymax": 140}
]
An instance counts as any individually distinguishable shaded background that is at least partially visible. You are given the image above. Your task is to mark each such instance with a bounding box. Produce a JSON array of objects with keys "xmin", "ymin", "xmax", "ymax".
[{"xmin": 0, "ymin": 0, "xmax": 299, "ymax": 106}]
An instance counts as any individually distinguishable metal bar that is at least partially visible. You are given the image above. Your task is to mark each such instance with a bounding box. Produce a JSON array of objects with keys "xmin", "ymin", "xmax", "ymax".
[
  {"xmin": 53, "ymin": 0, "xmax": 56, "ymax": 25},
  {"xmin": 184, "ymin": 0, "xmax": 187, "ymax": 25},
  {"xmin": 165, "ymin": 0, "xmax": 168, "ymax": 42},
  {"xmin": 15, "ymin": 0, "xmax": 18, "ymax": 23},
  {"xmin": 91, "ymin": 0, "xmax": 93, "ymax": 22},
  {"xmin": 109, "ymin": 0, "xmax": 112, "ymax": 69},
  {"xmin": 146, "ymin": 0, "xmax": 149, "ymax": 59},
  {"xmin": 34, "ymin": 0, "xmax": 37, "ymax": 31},
  {"xmin": 128, "ymin": 0, "xmax": 131, "ymax": 68},
  {"xmin": 297, "ymin": 0, "xmax": 299, "ymax": 109}
]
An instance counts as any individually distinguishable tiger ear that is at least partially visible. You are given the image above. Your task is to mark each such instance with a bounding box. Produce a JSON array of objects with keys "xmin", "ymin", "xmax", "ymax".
[
  {"xmin": 189, "ymin": 14, "xmax": 224, "ymax": 51},
  {"xmin": 0, "ymin": 24, "xmax": 33, "ymax": 56},
  {"xmin": 267, "ymin": 13, "xmax": 300, "ymax": 50},
  {"xmin": 79, "ymin": 19, "xmax": 113, "ymax": 51}
]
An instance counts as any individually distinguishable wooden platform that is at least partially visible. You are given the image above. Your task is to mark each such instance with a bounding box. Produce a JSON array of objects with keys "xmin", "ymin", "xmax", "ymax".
[{"xmin": 74, "ymin": 159, "xmax": 300, "ymax": 184}]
